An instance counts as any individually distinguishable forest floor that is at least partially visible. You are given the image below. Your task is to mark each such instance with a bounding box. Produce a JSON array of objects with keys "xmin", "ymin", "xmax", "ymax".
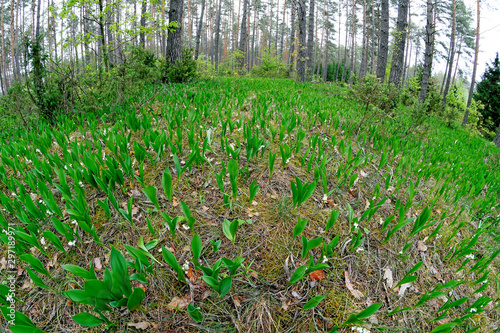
[{"xmin": 1, "ymin": 78, "xmax": 500, "ymax": 332}]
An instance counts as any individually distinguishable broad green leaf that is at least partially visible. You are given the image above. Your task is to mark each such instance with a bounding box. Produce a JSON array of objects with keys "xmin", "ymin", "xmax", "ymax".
[
  {"xmin": 188, "ymin": 304, "xmax": 203, "ymax": 323},
  {"xmin": 72, "ymin": 312, "xmax": 105, "ymax": 327},
  {"xmin": 127, "ymin": 287, "xmax": 145, "ymax": 311},
  {"xmin": 303, "ymin": 295, "xmax": 325, "ymax": 310}
]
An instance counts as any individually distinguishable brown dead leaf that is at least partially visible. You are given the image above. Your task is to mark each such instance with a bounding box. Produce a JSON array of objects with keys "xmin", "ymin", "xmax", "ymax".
[
  {"xmin": 233, "ymin": 296, "xmax": 242, "ymax": 307},
  {"xmin": 326, "ymin": 199, "xmax": 336, "ymax": 207},
  {"xmin": 172, "ymin": 197, "xmax": 180, "ymax": 207},
  {"xmin": 383, "ymin": 268, "xmax": 394, "ymax": 288},
  {"xmin": 436, "ymin": 318, "xmax": 451, "ymax": 325},
  {"xmin": 345, "ymin": 270, "xmax": 364, "ymax": 299},
  {"xmin": 130, "ymin": 188, "xmax": 142, "ymax": 198},
  {"xmin": 93, "ymin": 258, "xmax": 102, "ymax": 271},
  {"xmin": 202, "ymin": 206, "xmax": 209, "ymax": 211},
  {"xmin": 417, "ymin": 241, "xmax": 428, "ymax": 252},
  {"xmin": 250, "ymin": 271, "xmax": 258, "ymax": 278},
  {"xmin": 309, "ymin": 270, "xmax": 325, "ymax": 281},
  {"xmin": 134, "ymin": 169, "xmax": 140, "ymax": 176},
  {"xmin": 127, "ymin": 322, "xmax": 151, "ymax": 330},
  {"xmin": 167, "ymin": 296, "xmax": 190, "ymax": 310}
]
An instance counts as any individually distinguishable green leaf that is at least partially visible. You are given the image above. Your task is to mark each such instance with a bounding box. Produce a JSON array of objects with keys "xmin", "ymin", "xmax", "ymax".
[
  {"xmin": 72, "ymin": 312, "xmax": 105, "ymax": 327},
  {"xmin": 356, "ymin": 302, "xmax": 383, "ymax": 319},
  {"xmin": 143, "ymin": 185, "xmax": 159, "ymax": 210},
  {"xmin": 303, "ymin": 295, "xmax": 325, "ymax": 310},
  {"xmin": 42, "ymin": 231, "xmax": 66, "ymax": 253},
  {"xmin": 127, "ymin": 287, "xmax": 145, "ymax": 311},
  {"xmin": 19, "ymin": 254, "xmax": 51, "ymax": 278},
  {"xmin": 62, "ymin": 264, "xmax": 90, "ymax": 279},
  {"xmin": 192, "ymin": 232, "xmax": 202, "ymax": 262},
  {"xmin": 162, "ymin": 245, "xmax": 186, "ymax": 283},
  {"xmin": 110, "ymin": 247, "xmax": 132, "ymax": 297},
  {"xmin": 293, "ymin": 217, "xmax": 308, "ymax": 239},
  {"xmin": 326, "ymin": 209, "xmax": 340, "ymax": 232},
  {"xmin": 219, "ymin": 277, "xmax": 232, "ymax": 297},
  {"xmin": 25, "ymin": 268, "xmax": 49, "ymax": 290},
  {"xmin": 289, "ymin": 265, "xmax": 308, "ymax": 285},
  {"xmin": 222, "ymin": 219, "xmax": 238, "ymax": 243},
  {"xmin": 188, "ymin": 304, "xmax": 203, "ymax": 323},
  {"xmin": 162, "ymin": 168, "xmax": 173, "ymax": 201}
]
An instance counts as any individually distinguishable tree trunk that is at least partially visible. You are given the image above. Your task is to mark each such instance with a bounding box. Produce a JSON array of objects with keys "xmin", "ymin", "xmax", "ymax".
[
  {"xmin": 463, "ymin": 0, "xmax": 480, "ymax": 125},
  {"xmin": 347, "ymin": 0, "xmax": 356, "ymax": 85},
  {"xmin": 297, "ymin": 0, "xmax": 307, "ymax": 82},
  {"xmin": 388, "ymin": 0, "xmax": 409, "ymax": 87},
  {"xmin": 322, "ymin": 13, "xmax": 328, "ymax": 82},
  {"xmin": 442, "ymin": 0, "xmax": 456, "ymax": 104},
  {"xmin": 375, "ymin": 0, "xmax": 388, "ymax": 81},
  {"xmin": 140, "ymin": 0, "xmax": 147, "ymax": 48},
  {"xmin": 370, "ymin": 0, "xmax": 376, "ymax": 74},
  {"xmin": 239, "ymin": 0, "xmax": 248, "ymax": 69},
  {"xmin": 418, "ymin": 0, "xmax": 434, "ymax": 104},
  {"xmin": 335, "ymin": 0, "xmax": 342, "ymax": 81},
  {"xmin": 214, "ymin": 0, "xmax": 222, "ymax": 69},
  {"xmin": 401, "ymin": 0, "xmax": 411, "ymax": 86},
  {"xmin": 166, "ymin": 0, "xmax": 184, "ymax": 65},
  {"xmin": 10, "ymin": 0, "xmax": 17, "ymax": 82},
  {"xmin": 195, "ymin": 0, "xmax": 205, "ymax": 59},
  {"xmin": 341, "ymin": 0, "xmax": 350, "ymax": 82},
  {"xmin": 280, "ymin": 0, "xmax": 287, "ymax": 58},
  {"xmin": 1, "ymin": 2, "xmax": 7, "ymax": 91},
  {"xmin": 359, "ymin": 0, "xmax": 367, "ymax": 77},
  {"xmin": 306, "ymin": 0, "xmax": 315, "ymax": 77},
  {"xmin": 452, "ymin": 36, "xmax": 462, "ymax": 85},
  {"xmin": 251, "ymin": 0, "xmax": 257, "ymax": 69},
  {"xmin": 289, "ymin": 0, "xmax": 296, "ymax": 73}
]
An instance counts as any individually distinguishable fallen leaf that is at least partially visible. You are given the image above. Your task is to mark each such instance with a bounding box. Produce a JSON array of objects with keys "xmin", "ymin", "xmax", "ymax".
[
  {"xmin": 167, "ymin": 296, "xmax": 189, "ymax": 310},
  {"xmin": 417, "ymin": 241, "xmax": 428, "ymax": 252},
  {"xmin": 127, "ymin": 322, "xmax": 150, "ymax": 330},
  {"xmin": 345, "ymin": 271, "xmax": 364, "ymax": 299},
  {"xmin": 233, "ymin": 296, "xmax": 241, "ymax": 307},
  {"xmin": 172, "ymin": 197, "xmax": 180, "ymax": 207},
  {"xmin": 93, "ymin": 258, "xmax": 102, "ymax": 271},
  {"xmin": 383, "ymin": 268, "xmax": 394, "ymax": 288},
  {"xmin": 398, "ymin": 283, "xmax": 412, "ymax": 297},
  {"xmin": 130, "ymin": 189, "xmax": 142, "ymax": 198},
  {"xmin": 360, "ymin": 170, "xmax": 368, "ymax": 177},
  {"xmin": 326, "ymin": 199, "xmax": 336, "ymax": 207},
  {"xmin": 250, "ymin": 271, "xmax": 258, "ymax": 278},
  {"xmin": 134, "ymin": 169, "xmax": 140, "ymax": 176},
  {"xmin": 251, "ymin": 200, "xmax": 258, "ymax": 206},
  {"xmin": 202, "ymin": 206, "xmax": 209, "ymax": 211},
  {"xmin": 309, "ymin": 269, "xmax": 325, "ymax": 281}
]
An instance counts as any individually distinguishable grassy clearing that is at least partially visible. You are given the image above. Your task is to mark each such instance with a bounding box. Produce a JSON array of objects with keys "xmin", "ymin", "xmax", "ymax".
[{"xmin": 0, "ymin": 77, "xmax": 500, "ymax": 332}]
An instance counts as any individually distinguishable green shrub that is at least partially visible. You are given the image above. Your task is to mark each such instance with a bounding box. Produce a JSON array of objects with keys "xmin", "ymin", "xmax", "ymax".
[
  {"xmin": 249, "ymin": 49, "xmax": 288, "ymax": 78},
  {"xmin": 163, "ymin": 48, "xmax": 197, "ymax": 83}
]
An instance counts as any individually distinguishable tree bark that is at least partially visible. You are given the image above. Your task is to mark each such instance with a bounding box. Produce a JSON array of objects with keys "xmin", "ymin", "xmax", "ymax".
[
  {"xmin": 239, "ymin": 0, "xmax": 249, "ymax": 69},
  {"xmin": 306, "ymin": 0, "xmax": 315, "ymax": 77},
  {"xmin": 289, "ymin": 0, "xmax": 296, "ymax": 73},
  {"xmin": 195, "ymin": 0, "xmax": 205, "ymax": 59},
  {"xmin": 297, "ymin": 0, "xmax": 307, "ymax": 82},
  {"xmin": 389, "ymin": 0, "xmax": 409, "ymax": 87},
  {"xmin": 463, "ymin": 0, "xmax": 480, "ymax": 125},
  {"xmin": 166, "ymin": 0, "xmax": 184, "ymax": 65},
  {"xmin": 359, "ymin": 0, "xmax": 367, "ymax": 77},
  {"xmin": 442, "ymin": 0, "xmax": 456, "ymax": 104},
  {"xmin": 1, "ymin": 2, "xmax": 7, "ymax": 91},
  {"xmin": 418, "ymin": 0, "xmax": 434, "ymax": 104},
  {"xmin": 140, "ymin": 0, "xmax": 147, "ymax": 48},
  {"xmin": 214, "ymin": 0, "xmax": 222, "ymax": 69},
  {"xmin": 375, "ymin": 0, "xmax": 388, "ymax": 81}
]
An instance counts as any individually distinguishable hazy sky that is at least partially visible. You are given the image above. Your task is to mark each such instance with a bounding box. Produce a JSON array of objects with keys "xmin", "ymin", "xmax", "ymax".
[{"xmin": 463, "ymin": 0, "xmax": 499, "ymax": 80}]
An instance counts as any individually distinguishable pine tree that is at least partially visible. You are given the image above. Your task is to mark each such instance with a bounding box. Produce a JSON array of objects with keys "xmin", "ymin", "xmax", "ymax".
[{"xmin": 474, "ymin": 53, "xmax": 500, "ymax": 145}]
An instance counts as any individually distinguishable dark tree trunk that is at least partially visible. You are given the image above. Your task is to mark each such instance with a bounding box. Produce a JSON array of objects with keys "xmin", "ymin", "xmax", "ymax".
[
  {"xmin": 306, "ymin": 0, "xmax": 315, "ymax": 77},
  {"xmin": 375, "ymin": 0, "xmax": 388, "ymax": 81},
  {"xmin": 166, "ymin": 0, "xmax": 184, "ymax": 65},
  {"xmin": 195, "ymin": 0, "xmax": 205, "ymax": 59},
  {"xmin": 442, "ymin": 0, "xmax": 456, "ymax": 105},
  {"xmin": 335, "ymin": 0, "xmax": 341, "ymax": 81},
  {"xmin": 214, "ymin": 0, "xmax": 222, "ymax": 70},
  {"xmin": 359, "ymin": 0, "xmax": 367, "ymax": 77},
  {"xmin": 418, "ymin": 0, "xmax": 434, "ymax": 104},
  {"xmin": 463, "ymin": 0, "xmax": 480, "ymax": 125},
  {"xmin": 388, "ymin": 0, "xmax": 409, "ymax": 87},
  {"xmin": 98, "ymin": 0, "xmax": 109, "ymax": 72},
  {"xmin": 322, "ymin": 17, "xmax": 328, "ymax": 82},
  {"xmin": 140, "ymin": 0, "xmax": 147, "ymax": 48},
  {"xmin": 289, "ymin": 0, "xmax": 296, "ymax": 73},
  {"xmin": 239, "ymin": 0, "xmax": 248, "ymax": 69},
  {"xmin": 297, "ymin": 0, "xmax": 307, "ymax": 82}
]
